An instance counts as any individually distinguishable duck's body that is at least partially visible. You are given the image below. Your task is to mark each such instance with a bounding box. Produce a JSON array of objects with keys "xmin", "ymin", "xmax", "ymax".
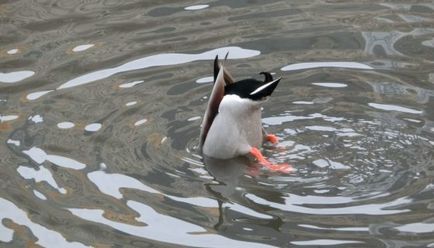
[
  {"xmin": 200, "ymin": 56, "xmax": 281, "ymax": 160},
  {"xmin": 202, "ymin": 93, "xmax": 263, "ymax": 159}
]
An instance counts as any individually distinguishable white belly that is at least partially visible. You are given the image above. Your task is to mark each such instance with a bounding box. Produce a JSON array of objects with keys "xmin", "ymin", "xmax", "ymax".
[{"xmin": 202, "ymin": 109, "xmax": 263, "ymax": 159}]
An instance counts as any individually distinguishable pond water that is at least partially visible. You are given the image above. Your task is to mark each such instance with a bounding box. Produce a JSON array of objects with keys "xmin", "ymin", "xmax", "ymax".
[{"xmin": 1, "ymin": 1, "xmax": 434, "ymax": 247}]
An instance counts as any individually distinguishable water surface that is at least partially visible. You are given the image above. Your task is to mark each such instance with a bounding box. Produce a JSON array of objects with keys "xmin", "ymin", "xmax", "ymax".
[{"xmin": 1, "ymin": 1, "xmax": 434, "ymax": 247}]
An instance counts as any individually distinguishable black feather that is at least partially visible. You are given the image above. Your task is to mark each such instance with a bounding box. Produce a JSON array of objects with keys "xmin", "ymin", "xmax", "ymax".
[
  {"xmin": 225, "ymin": 77, "xmax": 280, "ymax": 101},
  {"xmin": 260, "ymin": 72, "xmax": 273, "ymax": 83},
  {"xmin": 213, "ymin": 55, "xmax": 220, "ymax": 83}
]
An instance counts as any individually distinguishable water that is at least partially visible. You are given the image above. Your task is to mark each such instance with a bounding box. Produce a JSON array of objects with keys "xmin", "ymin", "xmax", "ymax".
[{"xmin": 1, "ymin": 1, "xmax": 434, "ymax": 247}]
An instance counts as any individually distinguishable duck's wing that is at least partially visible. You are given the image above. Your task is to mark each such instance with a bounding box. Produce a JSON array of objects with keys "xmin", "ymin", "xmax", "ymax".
[{"xmin": 200, "ymin": 61, "xmax": 227, "ymax": 148}]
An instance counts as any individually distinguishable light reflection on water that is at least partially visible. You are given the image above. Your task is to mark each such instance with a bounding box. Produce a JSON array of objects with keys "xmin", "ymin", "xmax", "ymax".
[
  {"xmin": 0, "ymin": 71, "xmax": 35, "ymax": 83},
  {"xmin": 281, "ymin": 62, "xmax": 373, "ymax": 71},
  {"xmin": 1, "ymin": 0, "xmax": 434, "ymax": 247},
  {"xmin": 0, "ymin": 199, "xmax": 86, "ymax": 247},
  {"xmin": 57, "ymin": 46, "xmax": 260, "ymax": 90},
  {"xmin": 69, "ymin": 201, "xmax": 275, "ymax": 248}
]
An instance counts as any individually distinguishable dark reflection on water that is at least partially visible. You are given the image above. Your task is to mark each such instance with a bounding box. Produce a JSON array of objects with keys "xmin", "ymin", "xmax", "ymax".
[{"xmin": 1, "ymin": 0, "xmax": 434, "ymax": 247}]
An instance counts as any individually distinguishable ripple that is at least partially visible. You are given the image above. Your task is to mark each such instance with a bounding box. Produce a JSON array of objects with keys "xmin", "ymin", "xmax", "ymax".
[
  {"xmin": 87, "ymin": 170, "xmax": 159, "ymax": 199},
  {"xmin": 312, "ymin": 158, "xmax": 350, "ymax": 169},
  {"xmin": 125, "ymin": 101, "xmax": 137, "ymax": 106},
  {"xmin": 17, "ymin": 166, "xmax": 67, "ymax": 194},
  {"xmin": 0, "ymin": 71, "xmax": 35, "ymax": 83},
  {"xmin": 6, "ymin": 48, "xmax": 19, "ymax": 55},
  {"xmin": 395, "ymin": 223, "xmax": 434, "ymax": 234},
  {"xmin": 312, "ymin": 82, "xmax": 348, "ymax": 88},
  {"xmin": 299, "ymin": 224, "xmax": 369, "ymax": 232},
  {"xmin": 84, "ymin": 123, "xmax": 102, "ymax": 132},
  {"xmin": 306, "ymin": 125, "xmax": 338, "ymax": 132},
  {"xmin": 6, "ymin": 139, "xmax": 20, "ymax": 147},
  {"xmin": 245, "ymin": 193, "xmax": 411, "ymax": 215},
  {"xmin": 281, "ymin": 62, "xmax": 373, "ymax": 71},
  {"xmin": 0, "ymin": 198, "xmax": 86, "ymax": 247},
  {"xmin": 57, "ymin": 122, "xmax": 75, "ymax": 129},
  {"xmin": 46, "ymin": 155, "xmax": 86, "ymax": 170},
  {"xmin": 196, "ymin": 76, "xmax": 213, "ymax": 84},
  {"xmin": 0, "ymin": 115, "xmax": 19, "ymax": 122},
  {"xmin": 26, "ymin": 90, "xmax": 53, "ymax": 100},
  {"xmin": 292, "ymin": 101, "xmax": 314, "ymax": 105},
  {"xmin": 184, "ymin": 5, "xmax": 209, "ymax": 11},
  {"xmin": 28, "ymin": 114, "xmax": 43, "ymax": 124},
  {"xmin": 33, "ymin": 190, "xmax": 47, "ymax": 200},
  {"xmin": 72, "ymin": 44, "xmax": 94, "ymax": 52},
  {"xmin": 422, "ymin": 38, "xmax": 434, "ymax": 48},
  {"xmin": 368, "ymin": 103, "xmax": 423, "ymax": 114},
  {"xmin": 263, "ymin": 113, "xmax": 344, "ymax": 125},
  {"xmin": 57, "ymin": 46, "xmax": 260, "ymax": 89},
  {"xmin": 187, "ymin": 116, "xmax": 201, "ymax": 121},
  {"xmin": 134, "ymin": 118, "xmax": 147, "ymax": 126},
  {"xmin": 119, "ymin": 80, "xmax": 144, "ymax": 88},
  {"xmin": 22, "ymin": 147, "xmax": 86, "ymax": 169},
  {"xmin": 291, "ymin": 239, "xmax": 363, "ymax": 246},
  {"xmin": 69, "ymin": 201, "xmax": 274, "ymax": 248},
  {"xmin": 3, "ymin": 1, "xmax": 434, "ymax": 247}
]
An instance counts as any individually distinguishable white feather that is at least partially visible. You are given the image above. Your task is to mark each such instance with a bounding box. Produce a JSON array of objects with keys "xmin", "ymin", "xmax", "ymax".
[
  {"xmin": 249, "ymin": 78, "xmax": 279, "ymax": 95},
  {"xmin": 202, "ymin": 94, "xmax": 263, "ymax": 159}
]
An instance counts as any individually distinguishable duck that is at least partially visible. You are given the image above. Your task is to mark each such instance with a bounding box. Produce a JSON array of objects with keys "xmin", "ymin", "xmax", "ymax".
[{"xmin": 200, "ymin": 55, "xmax": 292, "ymax": 173}]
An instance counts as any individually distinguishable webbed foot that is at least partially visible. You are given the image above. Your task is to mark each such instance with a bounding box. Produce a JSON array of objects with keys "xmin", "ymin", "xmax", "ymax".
[
  {"xmin": 249, "ymin": 147, "xmax": 293, "ymax": 173},
  {"xmin": 265, "ymin": 134, "xmax": 279, "ymax": 144}
]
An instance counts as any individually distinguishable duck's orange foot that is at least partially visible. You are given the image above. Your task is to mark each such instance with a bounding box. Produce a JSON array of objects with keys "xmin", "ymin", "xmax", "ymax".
[
  {"xmin": 249, "ymin": 147, "xmax": 293, "ymax": 174},
  {"xmin": 265, "ymin": 134, "xmax": 279, "ymax": 144},
  {"xmin": 262, "ymin": 163, "xmax": 293, "ymax": 173}
]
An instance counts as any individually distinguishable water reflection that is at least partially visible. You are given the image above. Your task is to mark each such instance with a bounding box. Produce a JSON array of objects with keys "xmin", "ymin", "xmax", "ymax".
[
  {"xmin": 33, "ymin": 189, "xmax": 47, "ymax": 200},
  {"xmin": 2, "ymin": 0, "xmax": 434, "ymax": 246},
  {"xmin": 0, "ymin": 115, "xmax": 19, "ymax": 122},
  {"xmin": 57, "ymin": 122, "xmax": 75, "ymax": 129},
  {"xmin": 28, "ymin": 114, "xmax": 43, "ymax": 124},
  {"xmin": 22, "ymin": 147, "xmax": 86, "ymax": 170},
  {"xmin": 87, "ymin": 170, "xmax": 159, "ymax": 199},
  {"xmin": 312, "ymin": 82, "xmax": 348, "ymax": 88},
  {"xmin": 368, "ymin": 103, "xmax": 423, "ymax": 114},
  {"xmin": 0, "ymin": 71, "xmax": 35, "ymax": 83},
  {"xmin": 118, "ymin": 80, "xmax": 144, "ymax": 88},
  {"xmin": 395, "ymin": 223, "xmax": 434, "ymax": 234},
  {"xmin": 204, "ymin": 157, "xmax": 250, "ymax": 199},
  {"xmin": 84, "ymin": 123, "xmax": 102, "ymax": 132},
  {"xmin": 69, "ymin": 200, "xmax": 274, "ymax": 248},
  {"xmin": 291, "ymin": 239, "xmax": 363, "ymax": 246},
  {"xmin": 0, "ymin": 198, "xmax": 87, "ymax": 247},
  {"xmin": 422, "ymin": 38, "xmax": 434, "ymax": 48},
  {"xmin": 196, "ymin": 76, "xmax": 214, "ymax": 84},
  {"xmin": 26, "ymin": 90, "xmax": 53, "ymax": 101},
  {"xmin": 245, "ymin": 193, "xmax": 411, "ymax": 215},
  {"xmin": 72, "ymin": 44, "xmax": 94, "ymax": 53},
  {"xmin": 6, "ymin": 49, "xmax": 19, "ymax": 55},
  {"xmin": 17, "ymin": 165, "xmax": 67, "ymax": 194},
  {"xmin": 84, "ymin": 166, "xmax": 276, "ymax": 247},
  {"xmin": 57, "ymin": 46, "xmax": 260, "ymax": 90},
  {"xmin": 281, "ymin": 62, "xmax": 373, "ymax": 71},
  {"xmin": 184, "ymin": 5, "xmax": 209, "ymax": 11}
]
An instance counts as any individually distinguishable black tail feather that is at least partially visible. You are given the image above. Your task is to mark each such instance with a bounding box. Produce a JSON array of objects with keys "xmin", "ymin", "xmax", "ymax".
[
  {"xmin": 260, "ymin": 72, "xmax": 273, "ymax": 83},
  {"xmin": 213, "ymin": 55, "xmax": 220, "ymax": 83}
]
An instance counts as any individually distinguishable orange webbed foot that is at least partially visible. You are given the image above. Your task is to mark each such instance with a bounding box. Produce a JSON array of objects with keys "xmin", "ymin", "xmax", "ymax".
[
  {"xmin": 249, "ymin": 147, "xmax": 293, "ymax": 174},
  {"xmin": 265, "ymin": 134, "xmax": 279, "ymax": 144}
]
